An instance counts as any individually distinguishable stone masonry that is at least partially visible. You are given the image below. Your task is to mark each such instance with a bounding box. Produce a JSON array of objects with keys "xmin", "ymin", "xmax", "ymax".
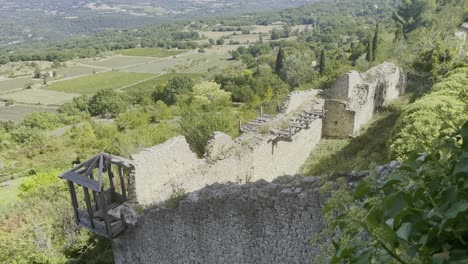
[{"xmin": 111, "ymin": 62, "xmax": 406, "ymax": 263}]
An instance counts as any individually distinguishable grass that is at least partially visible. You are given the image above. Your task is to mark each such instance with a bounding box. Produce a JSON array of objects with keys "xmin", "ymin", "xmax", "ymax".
[
  {"xmin": 0, "ymin": 177, "xmax": 24, "ymax": 207},
  {"xmin": 116, "ymin": 48, "xmax": 187, "ymax": 57},
  {"xmin": 79, "ymin": 56, "xmax": 156, "ymax": 69},
  {"xmin": 301, "ymin": 98, "xmax": 408, "ymax": 175},
  {"xmin": 0, "ymin": 105, "xmax": 57, "ymax": 122},
  {"xmin": 0, "ymin": 77, "xmax": 40, "ymax": 93},
  {"xmin": 54, "ymin": 65, "xmax": 106, "ymax": 79},
  {"xmin": 2, "ymin": 89, "xmax": 79, "ymax": 105},
  {"xmin": 124, "ymin": 73, "xmax": 205, "ymax": 92},
  {"xmin": 122, "ymin": 57, "xmax": 187, "ymax": 73},
  {"xmin": 43, "ymin": 71, "xmax": 156, "ymax": 94}
]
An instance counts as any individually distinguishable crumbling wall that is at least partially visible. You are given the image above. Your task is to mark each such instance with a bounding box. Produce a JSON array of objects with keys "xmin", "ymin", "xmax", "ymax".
[
  {"xmin": 323, "ymin": 62, "xmax": 405, "ymax": 137},
  {"xmin": 131, "ymin": 118, "xmax": 323, "ymax": 206},
  {"xmin": 281, "ymin": 89, "xmax": 320, "ymax": 114},
  {"xmin": 322, "ymin": 100, "xmax": 355, "ymax": 138},
  {"xmin": 113, "ymin": 175, "xmax": 327, "ymax": 264}
]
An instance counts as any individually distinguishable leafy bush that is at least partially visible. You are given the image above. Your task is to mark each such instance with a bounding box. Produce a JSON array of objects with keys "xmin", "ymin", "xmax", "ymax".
[
  {"xmin": 317, "ymin": 121, "xmax": 468, "ymax": 263},
  {"xmin": 115, "ymin": 111, "xmax": 150, "ymax": 131},
  {"xmin": 21, "ymin": 112, "xmax": 61, "ymax": 130},
  {"xmin": 88, "ymin": 88, "xmax": 126, "ymax": 118},
  {"xmin": 390, "ymin": 66, "xmax": 468, "ymax": 160}
]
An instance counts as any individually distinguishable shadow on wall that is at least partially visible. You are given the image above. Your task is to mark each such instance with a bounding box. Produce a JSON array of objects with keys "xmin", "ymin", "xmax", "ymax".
[{"xmin": 302, "ymin": 101, "xmax": 405, "ymax": 175}]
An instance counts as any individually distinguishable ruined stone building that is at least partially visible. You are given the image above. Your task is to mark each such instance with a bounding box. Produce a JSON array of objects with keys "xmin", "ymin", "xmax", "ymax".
[{"xmin": 60, "ymin": 62, "xmax": 406, "ymax": 263}]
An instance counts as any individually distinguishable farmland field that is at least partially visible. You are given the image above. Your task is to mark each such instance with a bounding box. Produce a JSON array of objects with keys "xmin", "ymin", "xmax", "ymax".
[
  {"xmin": 54, "ymin": 65, "xmax": 107, "ymax": 79},
  {"xmin": 124, "ymin": 73, "xmax": 205, "ymax": 92},
  {"xmin": 115, "ymin": 48, "xmax": 187, "ymax": 57},
  {"xmin": 122, "ymin": 57, "xmax": 188, "ymax": 74},
  {"xmin": 176, "ymin": 53, "xmax": 237, "ymax": 73},
  {"xmin": 79, "ymin": 56, "xmax": 157, "ymax": 69},
  {"xmin": 1, "ymin": 89, "xmax": 79, "ymax": 105},
  {"xmin": 43, "ymin": 71, "xmax": 156, "ymax": 94},
  {"xmin": 0, "ymin": 77, "xmax": 40, "ymax": 93},
  {"xmin": 198, "ymin": 31, "xmax": 241, "ymax": 39},
  {"xmin": 0, "ymin": 104, "xmax": 57, "ymax": 122}
]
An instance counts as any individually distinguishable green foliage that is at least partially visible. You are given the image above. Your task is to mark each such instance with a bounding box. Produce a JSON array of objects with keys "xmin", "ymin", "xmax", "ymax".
[
  {"xmin": 157, "ymin": 76, "xmax": 195, "ymax": 106},
  {"xmin": 180, "ymin": 109, "xmax": 236, "ymax": 157},
  {"xmin": 21, "ymin": 112, "xmax": 61, "ymax": 130},
  {"xmin": 275, "ymin": 47, "xmax": 286, "ymax": 73},
  {"xmin": 154, "ymin": 100, "xmax": 173, "ymax": 121},
  {"xmin": 190, "ymin": 81, "xmax": 232, "ymax": 111},
  {"xmin": 10, "ymin": 126, "xmax": 47, "ymax": 145},
  {"xmin": 319, "ymin": 49, "xmax": 326, "ymax": 76},
  {"xmin": 115, "ymin": 111, "xmax": 150, "ymax": 131},
  {"xmin": 372, "ymin": 23, "xmax": 378, "ymax": 61},
  {"xmin": 390, "ymin": 66, "xmax": 468, "ymax": 160},
  {"xmin": 318, "ymin": 121, "xmax": 468, "ymax": 263},
  {"xmin": 88, "ymin": 88, "xmax": 127, "ymax": 118}
]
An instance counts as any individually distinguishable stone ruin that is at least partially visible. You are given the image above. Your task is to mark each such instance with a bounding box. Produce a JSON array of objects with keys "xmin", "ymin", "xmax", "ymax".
[{"xmin": 60, "ymin": 62, "xmax": 406, "ymax": 263}]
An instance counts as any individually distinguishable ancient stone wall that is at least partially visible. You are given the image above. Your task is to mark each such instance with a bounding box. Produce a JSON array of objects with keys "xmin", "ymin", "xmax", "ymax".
[
  {"xmin": 113, "ymin": 175, "xmax": 327, "ymax": 264},
  {"xmin": 131, "ymin": 117, "xmax": 323, "ymax": 206},
  {"xmin": 281, "ymin": 89, "xmax": 321, "ymax": 114},
  {"xmin": 323, "ymin": 62, "xmax": 405, "ymax": 137}
]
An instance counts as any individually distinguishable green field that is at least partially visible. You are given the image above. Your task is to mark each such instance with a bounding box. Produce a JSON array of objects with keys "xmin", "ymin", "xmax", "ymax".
[
  {"xmin": 43, "ymin": 71, "xmax": 156, "ymax": 94},
  {"xmin": 0, "ymin": 77, "xmax": 40, "ymax": 93},
  {"xmin": 79, "ymin": 56, "xmax": 156, "ymax": 69},
  {"xmin": 54, "ymin": 65, "xmax": 107, "ymax": 79},
  {"xmin": 0, "ymin": 105, "xmax": 57, "ymax": 122},
  {"xmin": 122, "ymin": 57, "xmax": 187, "ymax": 73},
  {"xmin": 1, "ymin": 89, "xmax": 79, "ymax": 105},
  {"xmin": 116, "ymin": 48, "xmax": 187, "ymax": 57},
  {"xmin": 124, "ymin": 73, "xmax": 205, "ymax": 92}
]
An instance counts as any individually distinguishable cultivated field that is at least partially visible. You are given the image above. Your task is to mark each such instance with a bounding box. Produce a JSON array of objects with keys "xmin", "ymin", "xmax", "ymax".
[
  {"xmin": 0, "ymin": 104, "xmax": 57, "ymax": 122},
  {"xmin": 176, "ymin": 53, "xmax": 237, "ymax": 73},
  {"xmin": 0, "ymin": 77, "xmax": 40, "ymax": 93},
  {"xmin": 1, "ymin": 89, "xmax": 79, "ymax": 105},
  {"xmin": 115, "ymin": 48, "xmax": 187, "ymax": 57},
  {"xmin": 43, "ymin": 71, "xmax": 156, "ymax": 94},
  {"xmin": 124, "ymin": 73, "xmax": 205, "ymax": 92},
  {"xmin": 54, "ymin": 65, "xmax": 107, "ymax": 79},
  {"xmin": 122, "ymin": 57, "xmax": 188, "ymax": 74},
  {"xmin": 198, "ymin": 31, "xmax": 242, "ymax": 39},
  {"xmin": 79, "ymin": 56, "xmax": 157, "ymax": 69}
]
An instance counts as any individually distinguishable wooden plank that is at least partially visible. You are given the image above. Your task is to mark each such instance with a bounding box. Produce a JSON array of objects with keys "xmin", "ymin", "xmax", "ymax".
[
  {"xmin": 99, "ymin": 192, "xmax": 112, "ymax": 236},
  {"xmin": 71, "ymin": 155, "xmax": 99, "ymax": 172},
  {"xmin": 67, "ymin": 181, "xmax": 80, "ymax": 223},
  {"xmin": 97, "ymin": 153, "xmax": 104, "ymax": 192},
  {"xmin": 107, "ymin": 163, "xmax": 116, "ymax": 194},
  {"xmin": 62, "ymin": 171, "xmax": 100, "ymax": 192},
  {"xmin": 83, "ymin": 187, "xmax": 95, "ymax": 229},
  {"xmin": 118, "ymin": 167, "xmax": 127, "ymax": 201}
]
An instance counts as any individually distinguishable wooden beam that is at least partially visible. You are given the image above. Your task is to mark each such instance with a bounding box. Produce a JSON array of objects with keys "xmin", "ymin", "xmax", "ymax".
[
  {"xmin": 97, "ymin": 153, "xmax": 104, "ymax": 191},
  {"xmin": 83, "ymin": 187, "xmax": 95, "ymax": 229},
  {"xmin": 67, "ymin": 181, "xmax": 80, "ymax": 223},
  {"xmin": 62, "ymin": 170, "xmax": 100, "ymax": 192},
  {"xmin": 98, "ymin": 193, "xmax": 112, "ymax": 236},
  {"xmin": 118, "ymin": 167, "xmax": 127, "ymax": 201}
]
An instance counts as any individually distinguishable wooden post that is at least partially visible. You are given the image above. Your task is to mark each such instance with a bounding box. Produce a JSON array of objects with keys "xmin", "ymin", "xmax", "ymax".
[
  {"xmin": 276, "ymin": 100, "xmax": 280, "ymax": 112},
  {"xmin": 89, "ymin": 171, "xmax": 99, "ymax": 211},
  {"xmin": 238, "ymin": 120, "xmax": 242, "ymax": 133},
  {"xmin": 67, "ymin": 181, "xmax": 80, "ymax": 223},
  {"xmin": 99, "ymin": 193, "xmax": 112, "ymax": 236},
  {"xmin": 97, "ymin": 154, "xmax": 104, "ymax": 191},
  {"xmin": 107, "ymin": 163, "xmax": 116, "ymax": 195},
  {"xmin": 260, "ymin": 106, "xmax": 263, "ymax": 117},
  {"xmin": 118, "ymin": 167, "xmax": 127, "ymax": 201},
  {"xmin": 289, "ymin": 124, "xmax": 292, "ymax": 139},
  {"xmin": 83, "ymin": 187, "xmax": 95, "ymax": 228}
]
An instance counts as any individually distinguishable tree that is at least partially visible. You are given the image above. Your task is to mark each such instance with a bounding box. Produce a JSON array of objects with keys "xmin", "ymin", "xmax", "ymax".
[
  {"xmin": 365, "ymin": 38, "xmax": 373, "ymax": 62},
  {"xmin": 216, "ymin": 38, "xmax": 225, "ymax": 45},
  {"xmin": 259, "ymin": 33, "xmax": 264, "ymax": 44},
  {"xmin": 161, "ymin": 76, "xmax": 195, "ymax": 105},
  {"xmin": 319, "ymin": 49, "xmax": 326, "ymax": 76},
  {"xmin": 275, "ymin": 47, "xmax": 286, "ymax": 73},
  {"xmin": 371, "ymin": 23, "xmax": 379, "ymax": 61},
  {"xmin": 191, "ymin": 81, "xmax": 231, "ymax": 111},
  {"xmin": 88, "ymin": 88, "xmax": 126, "ymax": 118}
]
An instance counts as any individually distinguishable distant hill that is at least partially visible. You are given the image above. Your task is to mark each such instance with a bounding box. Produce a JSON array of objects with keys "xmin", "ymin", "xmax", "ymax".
[{"xmin": 0, "ymin": 0, "xmax": 317, "ymax": 46}]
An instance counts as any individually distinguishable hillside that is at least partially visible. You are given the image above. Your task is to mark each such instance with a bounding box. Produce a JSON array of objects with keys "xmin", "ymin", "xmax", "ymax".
[{"xmin": 0, "ymin": 0, "xmax": 467, "ymax": 262}]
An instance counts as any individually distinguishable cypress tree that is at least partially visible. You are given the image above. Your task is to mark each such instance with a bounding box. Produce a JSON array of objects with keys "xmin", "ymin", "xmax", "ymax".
[
  {"xmin": 319, "ymin": 49, "xmax": 326, "ymax": 76},
  {"xmin": 259, "ymin": 33, "xmax": 263, "ymax": 44},
  {"xmin": 365, "ymin": 38, "xmax": 373, "ymax": 62},
  {"xmin": 372, "ymin": 23, "xmax": 379, "ymax": 61},
  {"xmin": 276, "ymin": 47, "xmax": 285, "ymax": 73}
]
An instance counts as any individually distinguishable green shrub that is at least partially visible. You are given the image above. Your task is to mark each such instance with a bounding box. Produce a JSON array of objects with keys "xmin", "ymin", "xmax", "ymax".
[{"xmin": 390, "ymin": 66, "xmax": 468, "ymax": 160}]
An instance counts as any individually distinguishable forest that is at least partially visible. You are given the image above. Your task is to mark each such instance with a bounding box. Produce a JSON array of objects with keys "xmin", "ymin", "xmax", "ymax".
[{"xmin": 0, "ymin": 0, "xmax": 467, "ymax": 263}]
